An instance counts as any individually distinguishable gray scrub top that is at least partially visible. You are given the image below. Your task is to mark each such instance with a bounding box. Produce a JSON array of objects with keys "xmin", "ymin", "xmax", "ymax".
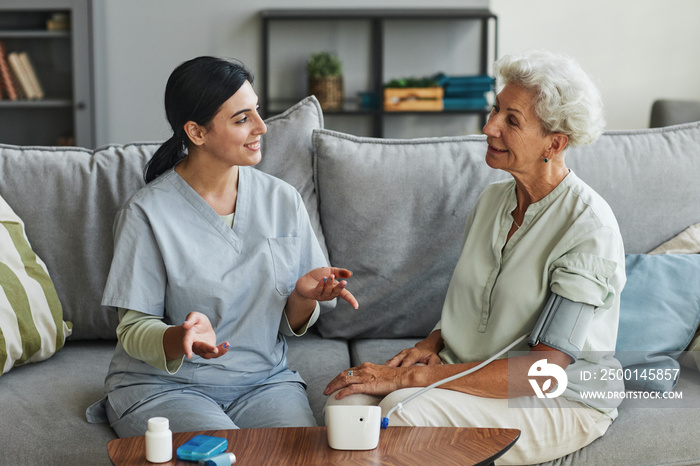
[{"xmin": 100, "ymin": 167, "xmax": 328, "ymax": 418}]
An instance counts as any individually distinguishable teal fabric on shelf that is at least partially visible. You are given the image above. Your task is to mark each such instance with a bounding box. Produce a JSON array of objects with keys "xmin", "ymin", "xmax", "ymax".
[{"xmin": 615, "ymin": 254, "xmax": 700, "ymax": 392}]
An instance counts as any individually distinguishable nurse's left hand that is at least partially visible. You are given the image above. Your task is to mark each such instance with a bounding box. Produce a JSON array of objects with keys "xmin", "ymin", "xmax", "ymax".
[
  {"xmin": 181, "ymin": 312, "xmax": 230, "ymax": 360},
  {"xmin": 296, "ymin": 267, "xmax": 359, "ymax": 309}
]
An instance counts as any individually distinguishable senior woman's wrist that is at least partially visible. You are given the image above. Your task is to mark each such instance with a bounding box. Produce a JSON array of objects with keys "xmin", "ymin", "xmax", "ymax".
[
  {"xmin": 399, "ymin": 364, "xmax": 433, "ymax": 388},
  {"xmin": 416, "ymin": 330, "xmax": 444, "ymax": 353}
]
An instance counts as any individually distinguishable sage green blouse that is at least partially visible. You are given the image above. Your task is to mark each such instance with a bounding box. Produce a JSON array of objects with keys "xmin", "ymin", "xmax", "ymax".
[{"xmin": 434, "ymin": 171, "xmax": 626, "ymax": 417}]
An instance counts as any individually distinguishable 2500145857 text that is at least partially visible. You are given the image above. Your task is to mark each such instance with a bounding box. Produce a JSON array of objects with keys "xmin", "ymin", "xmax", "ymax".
[{"xmin": 580, "ymin": 368, "xmax": 680, "ymax": 382}]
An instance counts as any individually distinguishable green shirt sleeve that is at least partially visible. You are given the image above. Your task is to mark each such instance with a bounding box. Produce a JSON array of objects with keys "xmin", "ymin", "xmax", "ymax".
[
  {"xmin": 279, "ymin": 302, "xmax": 320, "ymax": 337},
  {"xmin": 116, "ymin": 308, "xmax": 184, "ymax": 374}
]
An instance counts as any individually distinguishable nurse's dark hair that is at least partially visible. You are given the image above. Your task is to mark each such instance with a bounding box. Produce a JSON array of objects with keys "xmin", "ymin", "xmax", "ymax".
[{"xmin": 144, "ymin": 56, "xmax": 254, "ymax": 183}]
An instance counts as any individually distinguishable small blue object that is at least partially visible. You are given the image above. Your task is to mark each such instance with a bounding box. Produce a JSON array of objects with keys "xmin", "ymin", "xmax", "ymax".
[
  {"xmin": 199, "ymin": 452, "xmax": 237, "ymax": 466},
  {"xmin": 176, "ymin": 435, "xmax": 228, "ymax": 461},
  {"xmin": 380, "ymin": 417, "xmax": 389, "ymax": 429}
]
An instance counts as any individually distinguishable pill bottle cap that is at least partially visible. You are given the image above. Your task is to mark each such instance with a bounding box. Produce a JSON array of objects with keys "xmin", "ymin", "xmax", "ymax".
[{"xmin": 148, "ymin": 417, "xmax": 170, "ymax": 432}]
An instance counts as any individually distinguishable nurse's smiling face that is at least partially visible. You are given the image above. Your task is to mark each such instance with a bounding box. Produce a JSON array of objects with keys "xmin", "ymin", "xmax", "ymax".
[{"xmin": 198, "ymin": 80, "xmax": 267, "ymax": 167}]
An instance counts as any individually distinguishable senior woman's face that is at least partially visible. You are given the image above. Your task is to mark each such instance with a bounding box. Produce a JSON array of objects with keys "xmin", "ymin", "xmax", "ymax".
[{"xmin": 483, "ymin": 83, "xmax": 551, "ymax": 174}]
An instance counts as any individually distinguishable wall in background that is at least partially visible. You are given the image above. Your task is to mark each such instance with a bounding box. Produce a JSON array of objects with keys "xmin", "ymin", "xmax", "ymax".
[
  {"xmin": 92, "ymin": 0, "xmax": 487, "ymax": 146},
  {"xmin": 490, "ymin": 0, "xmax": 700, "ymax": 131},
  {"xmin": 92, "ymin": 0, "xmax": 700, "ymax": 145}
]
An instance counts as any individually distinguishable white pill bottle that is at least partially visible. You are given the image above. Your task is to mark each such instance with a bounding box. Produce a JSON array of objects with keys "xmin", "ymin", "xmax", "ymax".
[{"xmin": 145, "ymin": 417, "xmax": 173, "ymax": 463}]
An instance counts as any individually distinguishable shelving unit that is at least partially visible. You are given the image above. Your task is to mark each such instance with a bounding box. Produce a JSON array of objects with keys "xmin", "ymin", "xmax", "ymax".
[
  {"xmin": 261, "ymin": 9, "xmax": 497, "ymax": 138},
  {"xmin": 0, "ymin": 0, "xmax": 93, "ymax": 147}
]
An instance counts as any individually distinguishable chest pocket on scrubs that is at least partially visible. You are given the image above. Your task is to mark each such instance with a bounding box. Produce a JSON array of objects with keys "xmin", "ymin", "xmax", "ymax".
[{"xmin": 268, "ymin": 237, "xmax": 301, "ymax": 296}]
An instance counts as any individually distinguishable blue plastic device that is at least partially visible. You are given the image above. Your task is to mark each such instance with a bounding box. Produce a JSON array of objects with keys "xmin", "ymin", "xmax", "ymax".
[{"xmin": 176, "ymin": 435, "xmax": 228, "ymax": 461}]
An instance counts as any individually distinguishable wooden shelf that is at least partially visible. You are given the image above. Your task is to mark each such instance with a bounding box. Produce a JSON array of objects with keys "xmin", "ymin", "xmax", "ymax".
[
  {"xmin": 0, "ymin": 99, "xmax": 73, "ymax": 108},
  {"xmin": 261, "ymin": 8, "xmax": 498, "ymax": 137},
  {"xmin": 0, "ymin": 30, "xmax": 70, "ymax": 39},
  {"xmin": 261, "ymin": 9, "xmax": 496, "ymax": 20},
  {"xmin": 0, "ymin": 0, "xmax": 93, "ymax": 147}
]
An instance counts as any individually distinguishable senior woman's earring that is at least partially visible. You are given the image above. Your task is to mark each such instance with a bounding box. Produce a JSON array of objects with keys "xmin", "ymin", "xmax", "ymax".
[{"xmin": 543, "ymin": 157, "xmax": 549, "ymax": 163}]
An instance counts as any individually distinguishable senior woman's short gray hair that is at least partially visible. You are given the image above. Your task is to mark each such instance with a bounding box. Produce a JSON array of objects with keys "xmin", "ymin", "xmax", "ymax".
[{"xmin": 493, "ymin": 50, "xmax": 605, "ymax": 148}]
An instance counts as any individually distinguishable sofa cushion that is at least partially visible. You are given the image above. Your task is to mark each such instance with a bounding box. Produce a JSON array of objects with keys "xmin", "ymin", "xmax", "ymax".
[
  {"xmin": 647, "ymin": 224, "xmax": 700, "ymax": 372},
  {"xmin": 536, "ymin": 369, "xmax": 700, "ymax": 466},
  {"xmin": 0, "ymin": 340, "xmax": 117, "ymax": 464},
  {"xmin": 286, "ymin": 331, "xmax": 350, "ymax": 426},
  {"xmin": 312, "ymin": 129, "xmax": 507, "ymax": 339},
  {"xmin": 649, "ymin": 223, "xmax": 700, "ymax": 255},
  {"xmin": 615, "ymin": 254, "xmax": 700, "ymax": 391},
  {"xmin": 567, "ymin": 122, "xmax": 700, "ymax": 254},
  {"xmin": 0, "ymin": 143, "xmax": 155, "ymax": 340},
  {"xmin": 0, "ymin": 195, "xmax": 72, "ymax": 375},
  {"xmin": 650, "ymin": 99, "xmax": 700, "ymax": 128},
  {"xmin": 256, "ymin": 96, "xmax": 328, "ymax": 259},
  {"xmin": 350, "ymin": 338, "xmax": 422, "ymax": 367}
]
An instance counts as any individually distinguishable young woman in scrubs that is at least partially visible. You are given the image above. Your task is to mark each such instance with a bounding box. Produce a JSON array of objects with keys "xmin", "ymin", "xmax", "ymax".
[{"xmin": 94, "ymin": 56, "xmax": 358, "ymax": 437}]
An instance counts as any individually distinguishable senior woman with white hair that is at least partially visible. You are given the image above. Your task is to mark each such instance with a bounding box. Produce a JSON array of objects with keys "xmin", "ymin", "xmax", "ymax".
[{"xmin": 324, "ymin": 50, "xmax": 626, "ymax": 465}]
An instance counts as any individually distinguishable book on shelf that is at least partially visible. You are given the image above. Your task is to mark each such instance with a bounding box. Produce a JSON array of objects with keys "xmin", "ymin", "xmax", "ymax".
[
  {"xmin": 8, "ymin": 52, "xmax": 44, "ymax": 100},
  {"xmin": 19, "ymin": 52, "xmax": 44, "ymax": 100},
  {"xmin": 7, "ymin": 53, "xmax": 33, "ymax": 99},
  {"xmin": 0, "ymin": 40, "xmax": 18, "ymax": 101},
  {"xmin": 433, "ymin": 73, "xmax": 494, "ymax": 89},
  {"xmin": 9, "ymin": 63, "xmax": 27, "ymax": 100},
  {"xmin": 443, "ymin": 96, "xmax": 489, "ymax": 110},
  {"xmin": 431, "ymin": 73, "xmax": 494, "ymax": 110}
]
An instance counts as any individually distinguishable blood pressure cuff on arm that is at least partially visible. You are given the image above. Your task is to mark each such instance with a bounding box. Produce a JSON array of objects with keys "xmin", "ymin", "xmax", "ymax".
[{"xmin": 526, "ymin": 293, "xmax": 595, "ymax": 362}]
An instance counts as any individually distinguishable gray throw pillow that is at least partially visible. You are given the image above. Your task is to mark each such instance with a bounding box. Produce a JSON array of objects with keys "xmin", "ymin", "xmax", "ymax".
[
  {"xmin": 257, "ymin": 96, "xmax": 328, "ymax": 259},
  {"xmin": 313, "ymin": 129, "xmax": 507, "ymax": 339},
  {"xmin": 0, "ymin": 143, "xmax": 155, "ymax": 339},
  {"xmin": 567, "ymin": 122, "xmax": 700, "ymax": 254}
]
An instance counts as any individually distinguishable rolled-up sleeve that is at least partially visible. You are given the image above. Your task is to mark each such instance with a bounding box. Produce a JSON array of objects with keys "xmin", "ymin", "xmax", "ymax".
[{"xmin": 550, "ymin": 226, "xmax": 624, "ymax": 309}]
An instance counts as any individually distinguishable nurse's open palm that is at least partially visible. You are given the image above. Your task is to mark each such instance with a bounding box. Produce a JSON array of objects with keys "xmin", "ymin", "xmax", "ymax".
[
  {"xmin": 182, "ymin": 312, "xmax": 230, "ymax": 360},
  {"xmin": 296, "ymin": 267, "xmax": 359, "ymax": 309}
]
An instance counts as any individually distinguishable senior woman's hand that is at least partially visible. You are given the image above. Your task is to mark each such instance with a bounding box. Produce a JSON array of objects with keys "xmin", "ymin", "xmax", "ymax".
[
  {"xmin": 323, "ymin": 362, "xmax": 411, "ymax": 399},
  {"xmin": 385, "ymin": 347, "xmax": 441, "ymax": 367},
  {"xmin": 385, "ymin": 330, "xmax": 444, "ymax": 367},
  {"xmin": 384, "ymin": 330, "xmax": 445, "ymax": 367}
]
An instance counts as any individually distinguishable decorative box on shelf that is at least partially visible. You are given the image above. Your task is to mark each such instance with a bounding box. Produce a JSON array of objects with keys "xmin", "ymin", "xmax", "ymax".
[{"xmin": 383, "ymin": 87, "xmax": 444, "ymax": 112}]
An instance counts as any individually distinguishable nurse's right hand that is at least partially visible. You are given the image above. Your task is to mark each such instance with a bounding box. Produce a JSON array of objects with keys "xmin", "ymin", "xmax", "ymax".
[{"xmin": 165, "ymin": 311, "xmax": 230, "ymax": 360}]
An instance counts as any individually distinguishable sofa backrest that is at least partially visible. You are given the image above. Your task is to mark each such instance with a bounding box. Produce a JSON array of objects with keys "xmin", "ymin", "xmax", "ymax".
[
  {"xmin": 567, "ymin": 122, "xmax": 700, "ymax": 254},
  {"xmin": 310, "ymin": 122, "xmax": 700, "ymax": 339},
  {"xmin": 0, "ymin": 143, "xmax": 154, "ymax": 339}
]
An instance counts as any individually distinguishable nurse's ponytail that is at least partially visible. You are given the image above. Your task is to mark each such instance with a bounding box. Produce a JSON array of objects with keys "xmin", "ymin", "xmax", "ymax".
[
  {"xmin": 144, "ymin": 56, "xmax": 254, "ymax": 183},
  {"xmin": 145, "ymin": 134, "xmax": 186, "ymax": 183}
]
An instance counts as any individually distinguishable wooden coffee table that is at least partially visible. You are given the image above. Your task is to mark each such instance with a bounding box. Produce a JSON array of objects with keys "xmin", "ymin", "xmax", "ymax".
[{"xmin": 108, "ymin": 426, "xmax": 519, "ymax": 465}]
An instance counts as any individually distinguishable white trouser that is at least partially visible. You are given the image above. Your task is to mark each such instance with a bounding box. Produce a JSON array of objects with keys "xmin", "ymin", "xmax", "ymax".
[{"xmin": 325, "ymin": 388, "xmax": 612, "ymax": 465}]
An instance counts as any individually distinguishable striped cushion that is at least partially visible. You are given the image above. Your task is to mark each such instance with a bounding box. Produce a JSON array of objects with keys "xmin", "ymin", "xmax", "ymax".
[{"xmin": 0, "ymin": 195, "xmax": 71, "ymax": 375}]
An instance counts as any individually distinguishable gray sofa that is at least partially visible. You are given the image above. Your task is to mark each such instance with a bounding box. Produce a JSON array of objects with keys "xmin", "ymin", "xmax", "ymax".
[{"xmin": 1, "ymin": 96, "xmax": 699, "ymax": 465}]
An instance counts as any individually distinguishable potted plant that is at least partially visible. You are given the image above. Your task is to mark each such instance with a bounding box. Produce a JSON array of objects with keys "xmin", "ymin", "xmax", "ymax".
[{"xmin": 307, "ymin": 52, "xmax": 344, "ymax": 111}]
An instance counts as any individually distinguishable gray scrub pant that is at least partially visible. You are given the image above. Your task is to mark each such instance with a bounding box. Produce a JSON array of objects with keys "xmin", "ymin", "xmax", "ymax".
[{"xmin": 106, "ymin": 381, "xmax": 316, "ymax": 438}]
